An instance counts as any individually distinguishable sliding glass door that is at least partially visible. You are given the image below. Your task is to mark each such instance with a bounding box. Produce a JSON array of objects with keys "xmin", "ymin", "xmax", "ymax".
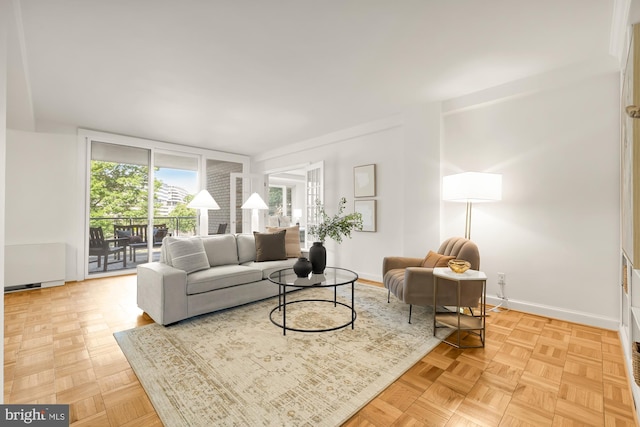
[
  {"xmin": 88, "ymin": 144, "xmax": 201, "ymax": 276},
  {"xmin": 154, "ymin": 151, "xmax": 199, "ymax": 239},
  {"xmin": 89, "ymin": 142, "xmax": 151, "ymax": 275}
]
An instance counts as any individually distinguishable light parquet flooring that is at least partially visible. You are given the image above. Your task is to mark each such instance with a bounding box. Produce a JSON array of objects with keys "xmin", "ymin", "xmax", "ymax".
[
  {"xmin": 4, "ymin": 275, "xmax": 161, "ymax": 426},
  {"xmin": 4, "ymin": 276, "xmax": 639, "ymax": 426}
]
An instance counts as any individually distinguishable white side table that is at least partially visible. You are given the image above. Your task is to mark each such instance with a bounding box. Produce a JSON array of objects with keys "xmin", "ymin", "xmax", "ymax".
[{"xmin": 433, "ymin": 267, "xmax": 487, "ymax": 348}]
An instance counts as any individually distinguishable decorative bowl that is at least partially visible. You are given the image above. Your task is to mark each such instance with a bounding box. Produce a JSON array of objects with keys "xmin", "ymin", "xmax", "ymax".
[{"xmin": 448, "ymin": 259, "xmax": 471, "ymax": 274}]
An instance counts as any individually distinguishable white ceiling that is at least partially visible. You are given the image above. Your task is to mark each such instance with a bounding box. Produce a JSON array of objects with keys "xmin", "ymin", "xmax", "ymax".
[{"xmin": 7, "ymin": 0, "xmax": 620, "ymax": 156}]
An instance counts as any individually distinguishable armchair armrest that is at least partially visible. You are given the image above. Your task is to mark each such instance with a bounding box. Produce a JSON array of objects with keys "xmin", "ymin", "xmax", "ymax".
[
  {"xmin": 137, "ymin": 262, "xmax": 188, "ymax": 325},
  {"xmin": 406, "ymin": 268, "xmax": 482, "ymax": 308},
  {"xmin": 402, "ymin": 266, "xmax": 436, "ymax": 305},
  {"xmin": 382, "ymin": 256, "xmax": 423, "ymax": 276}
]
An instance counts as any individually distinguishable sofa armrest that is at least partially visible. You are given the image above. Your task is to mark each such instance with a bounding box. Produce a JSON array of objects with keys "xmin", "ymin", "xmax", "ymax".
[
  {"xmin": 137, "ymin": 262, "xmax": 188, "ymax": 326},
  {"xmin": 382, "ymin": 256, "xmax": 423, "ymax": 276}
]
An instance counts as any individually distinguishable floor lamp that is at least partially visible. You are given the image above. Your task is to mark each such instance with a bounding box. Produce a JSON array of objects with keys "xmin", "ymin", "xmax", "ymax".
[
  {"xmin": 241, "ymin": 192, "xmax": 268, "ymax": 233},
  {"xmin": 442, "ymin": 172, "xmax": 502, "ymax": 239},
  {"xmin": 187, "ymin": 189, "xmax": 220, "ymax": 236}
]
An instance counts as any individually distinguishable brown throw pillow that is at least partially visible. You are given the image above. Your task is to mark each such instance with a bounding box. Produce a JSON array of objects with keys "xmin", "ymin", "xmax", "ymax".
[
  {"xmin": 254, "ymin": 230, "xmax": 287, "ymax": 262},
  {"xmin": 266, "ymin": 225, "xmax": 302, "ymax": 258},
  {"xmin": 422, "ymin": 250, "xmax": 455, "ymax": 268}
]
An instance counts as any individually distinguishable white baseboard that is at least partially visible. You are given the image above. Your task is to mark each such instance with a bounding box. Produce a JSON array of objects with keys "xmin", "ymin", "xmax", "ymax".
[
  {"xmin": 42, "ymin": 280, "xmax": 65, "ymax": 288},
  {"xmin": 359, "ymin": 273, "xmax": 618, "ymax": 330},
  {"xmin": 487, "ymin": 296, "xmax": 618, "ymax": 330},
  {"xmin": 357, "ymin": 272, "xmax": 381, "ymax": 283}
]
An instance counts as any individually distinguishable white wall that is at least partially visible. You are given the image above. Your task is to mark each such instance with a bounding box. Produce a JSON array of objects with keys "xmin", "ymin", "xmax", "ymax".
[
  {"xmin": 4, "ymin": 128, "xmax": 252, "ymax": 283},
  {"xmin": 441, "ymin": 72, "xmax": 620, "ymax": 328},
  {"xmin": 254, "ymin": 71, "xmax": 620, "ymax": 329},
  {"xmin": 253, "ymin": 104, "xmax": 442, "ymax": 281},
  {"xmin": 5, "ymin": 130, "xmax": 81, "ymax": 281}
]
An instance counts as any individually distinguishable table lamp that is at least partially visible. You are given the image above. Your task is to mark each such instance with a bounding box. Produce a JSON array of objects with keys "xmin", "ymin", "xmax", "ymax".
[
  {"xmin": 241, "ymin": 192, "xmax": 269, "ymax": 233},
  {"xmin": 442, "ymin": 172, "xmax": 502, "ymax": 239},
  {"xmin": 293, "ymin": 208, "xmax": 302, "ymax": 225},
  {"xmin": 187, "ymin": 189, "xmax": 220, "ymax": 235}
]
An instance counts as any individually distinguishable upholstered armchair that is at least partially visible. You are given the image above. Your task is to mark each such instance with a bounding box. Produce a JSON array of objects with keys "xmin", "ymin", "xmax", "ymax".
[{"xmin": 383, "ymin": 237, "xmax": 481, "ymax": 323}]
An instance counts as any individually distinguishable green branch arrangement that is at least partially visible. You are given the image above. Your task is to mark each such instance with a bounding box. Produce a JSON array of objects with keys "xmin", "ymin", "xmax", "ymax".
[{"xmin": 308, "ymin": 197, "xmax": 363, "ymax": 243}]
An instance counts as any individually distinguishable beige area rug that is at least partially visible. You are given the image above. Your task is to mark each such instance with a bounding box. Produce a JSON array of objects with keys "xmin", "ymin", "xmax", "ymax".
[{"xmin": 114, "ymin": 283, "xmax": 449, "ymax": 426}]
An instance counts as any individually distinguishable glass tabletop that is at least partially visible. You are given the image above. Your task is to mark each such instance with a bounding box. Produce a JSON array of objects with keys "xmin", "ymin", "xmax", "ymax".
[{"xmin": 268, "ymin": 267, "xmax": 358, "ymax": 287}]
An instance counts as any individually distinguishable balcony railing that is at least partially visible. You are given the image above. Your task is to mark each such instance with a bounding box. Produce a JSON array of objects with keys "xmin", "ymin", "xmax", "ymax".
[
  {"xmin": 88, "ymin": 215, "xmax": 199, "ymax": 274},
  {"xmin": 89, "ymin": 216, "xmax": 198, "ymax": 239}
]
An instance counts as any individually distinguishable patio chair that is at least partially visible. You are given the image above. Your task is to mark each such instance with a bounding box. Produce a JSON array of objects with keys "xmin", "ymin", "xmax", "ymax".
[
  {"xmin": 153, "ymin": 224, "xmax": 169, "ymax": 246},
  {"xmin": 89, "ymin": 227, "xmax": 126, "ymax": 272},
  {"xmin": 114, "ymin": 224, "xmax": 150, "ymax": 262}
]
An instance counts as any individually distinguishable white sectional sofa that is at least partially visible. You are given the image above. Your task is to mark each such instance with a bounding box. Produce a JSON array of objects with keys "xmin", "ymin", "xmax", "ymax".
[{"xmin": 137, "ymin": 230, "xmax": 302, "ymax": 325}]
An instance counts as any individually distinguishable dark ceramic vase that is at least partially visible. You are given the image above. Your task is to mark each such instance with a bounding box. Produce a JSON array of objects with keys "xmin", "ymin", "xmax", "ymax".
[
  {"xmin": 309, "ymin": 242, "xmax": 327, "ymax": 274},
  {"xmin": 293, "ymin": 257, "xmax": 312, "ymax": 278}
]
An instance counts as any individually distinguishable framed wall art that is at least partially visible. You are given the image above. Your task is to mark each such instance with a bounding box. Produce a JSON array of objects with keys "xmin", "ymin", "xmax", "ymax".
[
  {"xmin": 354, "ymin": 164, "xmax": 376, "ymax": 198},
  {"xmin": 354, "ymin": 200, "xmax": 376, "ymax": 232}
]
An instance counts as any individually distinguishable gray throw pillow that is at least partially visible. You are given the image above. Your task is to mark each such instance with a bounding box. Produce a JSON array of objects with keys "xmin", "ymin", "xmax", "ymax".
[
  {"xmin": 167, "ymin": 238, "xmax": 210, "ymax": 273},
  {"xmin": 254, "ymin": 230, "xmax": 287, "ymax": 262}
]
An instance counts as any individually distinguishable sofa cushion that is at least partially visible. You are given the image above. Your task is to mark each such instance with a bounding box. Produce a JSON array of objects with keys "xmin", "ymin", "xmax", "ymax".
[
  {"xmin": 266, "ymin": 225, "xmax": 301, "ymax": 258},
  {"xmin": 166, "ymin": 237, "xmax": 210, "ymax": 274},
  {"xmin": 186, "ymin": 265, "xmax": 263, "ymax": 295},
  {"xmin": 421, "ymin": 250, "xmax": 455, "ymax": 268},
  {"xmin": 201, "ymin": 234, "xmax": 239, "ymax": 267},
  {"xmin": 236, "ymin": 234, "xmax": 256, "ymax": 263},
  {"xmin": 254, "ymin": 230, "xmax": 287, "ymax": 262},
  {"xmin": 241, "ymin": 258, "xmax": 297, "ymax": 279}
]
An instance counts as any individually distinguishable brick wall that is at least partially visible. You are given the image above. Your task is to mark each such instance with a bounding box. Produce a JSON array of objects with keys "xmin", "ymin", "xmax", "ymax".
[{"xmin": 206, "ymin": 160, "xmax": 243, "ymax": 234}]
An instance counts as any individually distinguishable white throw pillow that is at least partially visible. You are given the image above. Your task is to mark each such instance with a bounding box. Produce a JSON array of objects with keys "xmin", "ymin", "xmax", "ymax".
[{"xmin": 167, "ymin": 238, "xmax": 210, "ymax": 274}]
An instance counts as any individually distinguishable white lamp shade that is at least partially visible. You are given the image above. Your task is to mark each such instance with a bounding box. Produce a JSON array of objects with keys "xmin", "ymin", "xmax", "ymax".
[
  {"xmin": 241, "ymin": 192, "xmax": 268, "ymax": 210},
  {"xmin": 187, "ymin": 189, "xmax": 220, "ymax": 210},
  {"xmin": 442, "ymin": 172, "xmax": 502, "ymax": 203}
]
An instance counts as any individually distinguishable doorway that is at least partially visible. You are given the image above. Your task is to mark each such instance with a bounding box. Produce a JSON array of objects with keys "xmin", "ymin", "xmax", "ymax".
[{"xmin": 267, "ymin": 161, "xmax": 323, "ymax": 247}]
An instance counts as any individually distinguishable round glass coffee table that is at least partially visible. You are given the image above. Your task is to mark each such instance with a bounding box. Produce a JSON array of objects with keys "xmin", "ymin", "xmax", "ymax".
[{"xmin": 268, "ymin": 267, "xmax": 358, "ymax": 335}]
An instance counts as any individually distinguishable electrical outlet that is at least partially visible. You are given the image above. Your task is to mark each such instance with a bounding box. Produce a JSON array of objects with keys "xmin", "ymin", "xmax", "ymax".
[{"xmin": 497, "ymin": 272, "xmax": 506, "ymax": 285}]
